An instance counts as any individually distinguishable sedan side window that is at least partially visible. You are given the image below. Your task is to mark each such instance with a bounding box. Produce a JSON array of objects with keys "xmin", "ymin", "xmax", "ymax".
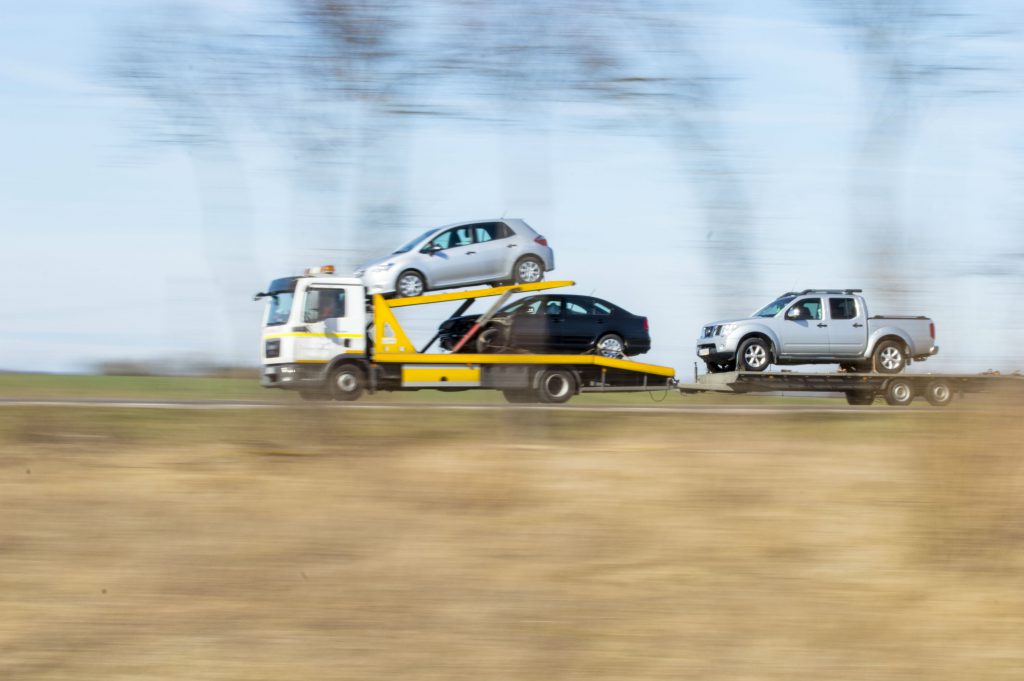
[
  {"xmin": 788, "ymin": 298, "xmax": 822, "ymax": 320},
  {"xmin": 829, "ymin": 297, "xmax": 858, "ymax": 320},
  {"xmin": 543, "ymin": 299, "xmax": 562, "ymax": 316},
  {"xmin": 565, "ymin": 301, "xmax": 589, "ymax": 316},
  {"xmin": 591, "ymin": 301, "xmax": 612, "ymax": 316}
]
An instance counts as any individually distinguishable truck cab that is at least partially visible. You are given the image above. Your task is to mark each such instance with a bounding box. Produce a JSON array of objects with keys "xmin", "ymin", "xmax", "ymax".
[{"xmin": 256, "ymin": 266, "xmax": 367, "ymax": 392}]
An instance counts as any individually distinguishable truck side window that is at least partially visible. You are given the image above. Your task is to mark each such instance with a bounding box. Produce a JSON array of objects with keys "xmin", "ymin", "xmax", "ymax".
[
  {"xmin": 829, "ymin": 297, "xmax": 858, "ymax": 320},
  {"xmin": 790, "ymin": 298, "xmax": 822, "ymax": 320},
  {"xmin": 304, "ymin": 288, "xmax": 346, "ymax": 322}
]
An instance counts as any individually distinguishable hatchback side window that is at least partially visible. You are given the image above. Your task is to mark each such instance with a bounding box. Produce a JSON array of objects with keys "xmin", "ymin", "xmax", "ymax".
[
  {"xmin": 829, "ymin": 297, "xmax": 858, "ymax": 320},
  {"xmin": 473, "ymin": 222, "xmax": 509, "ymax": 243},
  {"xmin": 427, "ymin": 229, "xmax": 453, "ymax": 250}
]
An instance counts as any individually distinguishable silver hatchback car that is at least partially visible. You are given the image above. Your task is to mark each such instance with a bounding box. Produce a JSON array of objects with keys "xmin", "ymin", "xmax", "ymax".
[{"xmin": 355, "ymin": 219, "xmax": 556, "ymax": 297}]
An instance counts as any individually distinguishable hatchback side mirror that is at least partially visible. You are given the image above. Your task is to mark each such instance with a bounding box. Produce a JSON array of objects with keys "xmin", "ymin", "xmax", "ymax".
[{"xmin": 422, "ymin": 243, "xmax": 442, "ymax": 254}]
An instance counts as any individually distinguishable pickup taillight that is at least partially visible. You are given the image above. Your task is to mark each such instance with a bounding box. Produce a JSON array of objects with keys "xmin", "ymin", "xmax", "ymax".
[{"xmin": 929, "ymin": 322, "xmax": 935, "ymax": 339}]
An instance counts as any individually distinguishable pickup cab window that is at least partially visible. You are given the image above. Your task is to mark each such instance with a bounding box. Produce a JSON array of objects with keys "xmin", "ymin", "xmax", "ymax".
[
  {"xmin": 788, "ymin": 298, "xmax": 822, "ymax": 320},
  {"xmin": 829, "ymin": 297, "xmax": 858, "ymax": 320}
]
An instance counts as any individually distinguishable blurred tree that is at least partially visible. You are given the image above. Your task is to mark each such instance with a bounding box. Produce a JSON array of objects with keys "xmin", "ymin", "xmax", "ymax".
[{"xmin": 811, "ymin": 0, "xmax": 998, "ymax": 308}]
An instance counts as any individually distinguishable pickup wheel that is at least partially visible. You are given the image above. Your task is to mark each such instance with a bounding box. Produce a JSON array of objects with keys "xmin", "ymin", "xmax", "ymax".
[
  {"xmin": 329, "ymin": 364, "xmax": 365, "ymax": 401},
  {"xmin": 873, "ymin": 340, "xmax": 907, "ymax": 374},
  {"xmin": 924, "ymin": 380, "xmax": 953, "ymax": 407},
  {"xmin": 883, "ymin": 378, "xmax": 914, "ymax": 406},
  {"xmin": 845, "ymin": 391, "xmax": 875, "ymax": 406},
  {"xmin": 737, "ymin": 338, "xmax": 771, "ymax": 372}
]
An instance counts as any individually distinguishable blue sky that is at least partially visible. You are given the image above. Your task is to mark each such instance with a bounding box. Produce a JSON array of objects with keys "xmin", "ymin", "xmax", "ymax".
[{"xmin": 2, "ymin": 0, "xmax": 1022, "ymax": 374}]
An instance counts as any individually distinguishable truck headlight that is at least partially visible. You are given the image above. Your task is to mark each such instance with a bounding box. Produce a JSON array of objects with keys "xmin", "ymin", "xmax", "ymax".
[{"xmin": 719, "ymin": 323, "xmax": 737, "ymax": 336}]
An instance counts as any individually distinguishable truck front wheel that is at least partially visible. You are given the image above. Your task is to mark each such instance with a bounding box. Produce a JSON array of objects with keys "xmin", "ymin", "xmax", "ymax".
[
  {"xmin": 873, "ymin": 340, "xmax": 907, "ymax": 374},
  {"xmin": 329, "ymin": 364, "xmax": 366, "ymax": 401},
  {"xmin": 737, "ymin": 338, "xmax": 771, "ymax": 372}
]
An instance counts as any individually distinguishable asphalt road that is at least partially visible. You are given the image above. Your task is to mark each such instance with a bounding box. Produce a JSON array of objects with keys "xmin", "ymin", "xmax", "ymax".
[{"xmin": 0, "ymin": 397, "xmax": 942, "ymax": 414}]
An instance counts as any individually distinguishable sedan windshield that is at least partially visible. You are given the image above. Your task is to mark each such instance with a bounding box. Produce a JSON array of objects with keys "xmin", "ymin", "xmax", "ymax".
[
  {"xmin": 753, "ymin": 295, "xmax": 795, "ymax": 318},
  {"xmin": 392, "ymin": 229, "xmax": 439, "ymax": 254}
]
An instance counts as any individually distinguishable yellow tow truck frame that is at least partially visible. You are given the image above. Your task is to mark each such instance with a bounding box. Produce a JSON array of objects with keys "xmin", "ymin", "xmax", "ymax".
[{"xmin": 364, "ymin": 280, "xmax": 675, "ymax": 402}]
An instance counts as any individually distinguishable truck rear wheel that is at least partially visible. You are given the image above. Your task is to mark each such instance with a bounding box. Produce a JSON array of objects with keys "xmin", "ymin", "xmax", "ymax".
[
  {"xmin": 883, "ymin": 378, "xmax": 914, "ymax": 406},
  {"xmin": 924, "ymin": 380, "xmax": 953, "ymax": 407},
  {"xmin": 845, "ymin": 391, "xmax": 875, "ymax": 406},
  {"xmin": 873, "ymin": 340, "xmax": 907, "ymax": 374},
  {"xmin": 329, "ymin": 364, "xmax": 365, "ymax": 401},
  {"xmin": 536, "ymin": 369, "xmax": 576, "ymax": 404}
]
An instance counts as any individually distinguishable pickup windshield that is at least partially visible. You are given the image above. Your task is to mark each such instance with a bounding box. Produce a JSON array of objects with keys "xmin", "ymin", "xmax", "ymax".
[
  {"xmin": 753, "ymin": 295, "xmax": 795, "ymax": 318},
  {"xmin": 392, "ymin": 229, "xmax": 439, "ymax": 254}
]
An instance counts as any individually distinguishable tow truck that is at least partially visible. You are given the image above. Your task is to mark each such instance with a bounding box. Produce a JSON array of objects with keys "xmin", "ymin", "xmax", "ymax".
[{"xmin": 255, "ymin": 266, "xmax": 675, "ymax": 403}]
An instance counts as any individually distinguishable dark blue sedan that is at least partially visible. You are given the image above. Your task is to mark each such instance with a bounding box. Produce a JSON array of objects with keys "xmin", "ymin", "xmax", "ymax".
[{"xmin": 438, "ymin": 294, "xmax": 651, "ymax": 357}]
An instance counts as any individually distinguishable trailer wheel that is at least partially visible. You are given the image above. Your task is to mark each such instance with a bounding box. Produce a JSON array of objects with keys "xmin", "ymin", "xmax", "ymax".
[
  {"xmin": 845, "ymin": 391, "xmax": 875, "ymax": 406},
  {"xmin": 536, "ymin": 369, "xmax": 576, "ymax": 404},
  {"xmin": 924, "ymin": 380, "xmax": 953, "ymax": 407},
  {"xmin": 883, "ymin": 378, "xmax": 914, "ymax": 406},
  {"xmin": 329, "ymin": 364, "xmax": 365, "ymax": 401},
  {"xmin": 737, "ymin": 338, "xmax": 771, "ymax": 372},
  {"xmin": 873, "ymin": 340, "xmax": 907, "ymax": 374}
]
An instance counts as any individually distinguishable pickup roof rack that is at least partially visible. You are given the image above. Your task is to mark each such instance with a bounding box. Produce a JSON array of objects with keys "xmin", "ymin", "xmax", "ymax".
[{"xmin": 781, "ymin": 289, "xmax": 863, "ymax": 296}]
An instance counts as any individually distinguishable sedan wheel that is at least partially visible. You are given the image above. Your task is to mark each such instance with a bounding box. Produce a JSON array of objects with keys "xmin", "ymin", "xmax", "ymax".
[
  {"xmin": 595, "ymin": 334, "xmax": 625, "ymax": 359},
  {"xmin": 397, "ymin": 271, "xmax": 425, "ymax": 298}
]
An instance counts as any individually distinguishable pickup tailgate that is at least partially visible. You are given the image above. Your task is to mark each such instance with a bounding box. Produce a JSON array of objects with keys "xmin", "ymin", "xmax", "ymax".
[{"xmin": 868, "ymin": 316, "xmax": 936, "ymax": 358}]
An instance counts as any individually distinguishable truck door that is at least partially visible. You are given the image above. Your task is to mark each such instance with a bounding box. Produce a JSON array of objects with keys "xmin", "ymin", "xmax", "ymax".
[
  {"xmin": 827, "ymin": 296, "xmax": 867, "ymax": 356},
  {"xmin": 294, "ymin": 284, "xmax": 366, "ymax": 363},
  {"xmin": 779, "ymin": 297, "xmax": 829, "ymax": 355}
]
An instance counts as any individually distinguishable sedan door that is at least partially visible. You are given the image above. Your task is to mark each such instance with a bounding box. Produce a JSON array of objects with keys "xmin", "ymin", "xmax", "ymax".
[
  {"xmin": 777, "ymin": 297, "xmax": 829, "ymax": 356},
  {"xmin": 558, "ymin": 298, "xmax": 599, "ymax": 351},
  {"xmin": 827, "ymin": 296, "xmax": 868, "ymax": 356},
  {"xmin": 509, "ymin": 297, "xmax": 558, "ymax": 351}
]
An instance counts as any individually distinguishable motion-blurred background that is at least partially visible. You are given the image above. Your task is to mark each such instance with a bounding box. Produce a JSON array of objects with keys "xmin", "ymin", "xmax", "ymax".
[{"xmin": 2, "ymin": 0, "xmax": 1022, "ymax": 375}]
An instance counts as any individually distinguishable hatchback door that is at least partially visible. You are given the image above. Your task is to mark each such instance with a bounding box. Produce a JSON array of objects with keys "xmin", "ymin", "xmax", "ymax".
[
  {"xmin": 827, "ymin": 296, "xmax": 867, "ymax": 356},
  {"xmin": 778, "ymin": 297, "xmax": 829, "ymax": 355},
  {"xmin": 469, "ymin": 222, "xmax": 515, "ymax": 282},
  {"xmin": 420, "ymin": 226, "xmax": 480, "ymax": 287}
]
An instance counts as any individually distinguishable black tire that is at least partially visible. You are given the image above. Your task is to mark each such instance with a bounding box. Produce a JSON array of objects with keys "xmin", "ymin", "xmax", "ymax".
[
  {"xmin": 513, "ymin": 256, "xmax": 544, "ymax": 285},
  {"xmin": 737, "ymin": 337, "xmax": 771, "ymax": 372},
  {"xmin": 839, "ymin": 362, "xmax": 870, "ymax": 373},
  {"xmin": 845, "ymin": 391, "xmax": 875, "ymax": 406},
  {"xmin": 883, "ymin": 378, "xmax": 914, "ymax": 406},
  {"xmin": 502, "ymin": 389, "xmax": 536, "ymax": 404},
  {"xmin": 329, "ymin": 364, "xmax": 365, "ymax": 401},
  {"xmin": 595, "ymin": 333, "xmax": 626, "ymax": 359},
  {"xmin": 924, "ymin": 380, "xmax": 953, "ymax": 407},
  {"xmin": 476, "ymin": 324, "xmax": 509, "ymax": 354},
  {"xmin": 535, "ymin": 368, "xmax": 576, "ymax": 404},
  {"xmin": 873, "ymin": 340, "xmax": 907, "ymax": 374},
  {"xmin": 396, "ymin": 270, "xmax": 426, "ymax": 298},
  {"xmin": 298, "ymin": 389, "xmax": 330, "ymax": 401},
  {"xmin": 705, "ymin": 360, "xmax": 736, "ymax": 374}
]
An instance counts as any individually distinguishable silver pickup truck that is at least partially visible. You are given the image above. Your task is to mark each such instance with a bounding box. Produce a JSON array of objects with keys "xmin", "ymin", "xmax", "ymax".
[{"xmin": 696, "ymin": 289, "xmax": 938, "ymax": 374}]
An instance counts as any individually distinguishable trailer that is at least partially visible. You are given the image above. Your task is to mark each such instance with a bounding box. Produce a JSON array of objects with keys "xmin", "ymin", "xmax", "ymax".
[
  {"xmin": 257, "ymin": 270, "xmax": 675, "ymax": 404},
  {"xmin": 678, "ymin": 368, "xmax": 1023, "ymax": 407}
]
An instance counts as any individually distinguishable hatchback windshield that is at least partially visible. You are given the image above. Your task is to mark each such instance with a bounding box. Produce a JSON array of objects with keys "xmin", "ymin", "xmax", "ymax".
[
  {"xmin": 392, "ymin": 229, "xmax": 439, "ymax": 254},
  {"xmin": 266, "ymin": 292, "xmax": 294, "ymax": 326},
  {"xmin": 753, "ymin": 295, "xmax": 795, "ymax": 318}
]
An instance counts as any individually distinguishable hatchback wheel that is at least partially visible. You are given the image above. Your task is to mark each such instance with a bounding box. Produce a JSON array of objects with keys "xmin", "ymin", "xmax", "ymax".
[
  {"xmin": 396, "ymin": 270, "xmax": 425, "ymax": 297},
  {"xmin": 513, "ymin": 257, "xmax": 544, "ymax": 284}
]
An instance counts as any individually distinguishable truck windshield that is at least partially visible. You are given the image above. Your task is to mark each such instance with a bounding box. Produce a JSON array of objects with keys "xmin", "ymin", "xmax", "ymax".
[
  {"xmin": 266, "ymin": 292, "xmax": 294, "ymax": 326},
  {"xmin": 753, "ymin": 295, "xmax": 795, "ymax": 318},
  {"xmin": 392, "ymin": 228, "xmax": 439, "ymax": 254}
]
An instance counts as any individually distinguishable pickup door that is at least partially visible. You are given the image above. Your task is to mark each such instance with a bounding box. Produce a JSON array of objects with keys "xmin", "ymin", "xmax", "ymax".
[
  {"xmin": 778, "ymin": 297, "xmax": 829, "ymax": 355},
  {"xmin": 827, "ymin": 296, "xmax": 868, "ymax": 356}
]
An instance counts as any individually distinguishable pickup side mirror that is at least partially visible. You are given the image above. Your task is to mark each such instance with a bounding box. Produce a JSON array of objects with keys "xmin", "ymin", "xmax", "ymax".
[{"xmin": 786, "ymin": 308, "xmax": 801, "ymax": 320}]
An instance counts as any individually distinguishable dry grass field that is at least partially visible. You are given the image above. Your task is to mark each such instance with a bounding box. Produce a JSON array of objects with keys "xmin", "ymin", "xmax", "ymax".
[{"xmin": 2, "ymin": 400, "xmax": 1023, "ymax": 680}]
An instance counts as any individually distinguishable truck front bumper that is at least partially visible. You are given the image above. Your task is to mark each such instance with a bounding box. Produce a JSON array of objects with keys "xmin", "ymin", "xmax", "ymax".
[{"xmin": 261, "ymin": 363, "xmax": 327, "ymax": 389}]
